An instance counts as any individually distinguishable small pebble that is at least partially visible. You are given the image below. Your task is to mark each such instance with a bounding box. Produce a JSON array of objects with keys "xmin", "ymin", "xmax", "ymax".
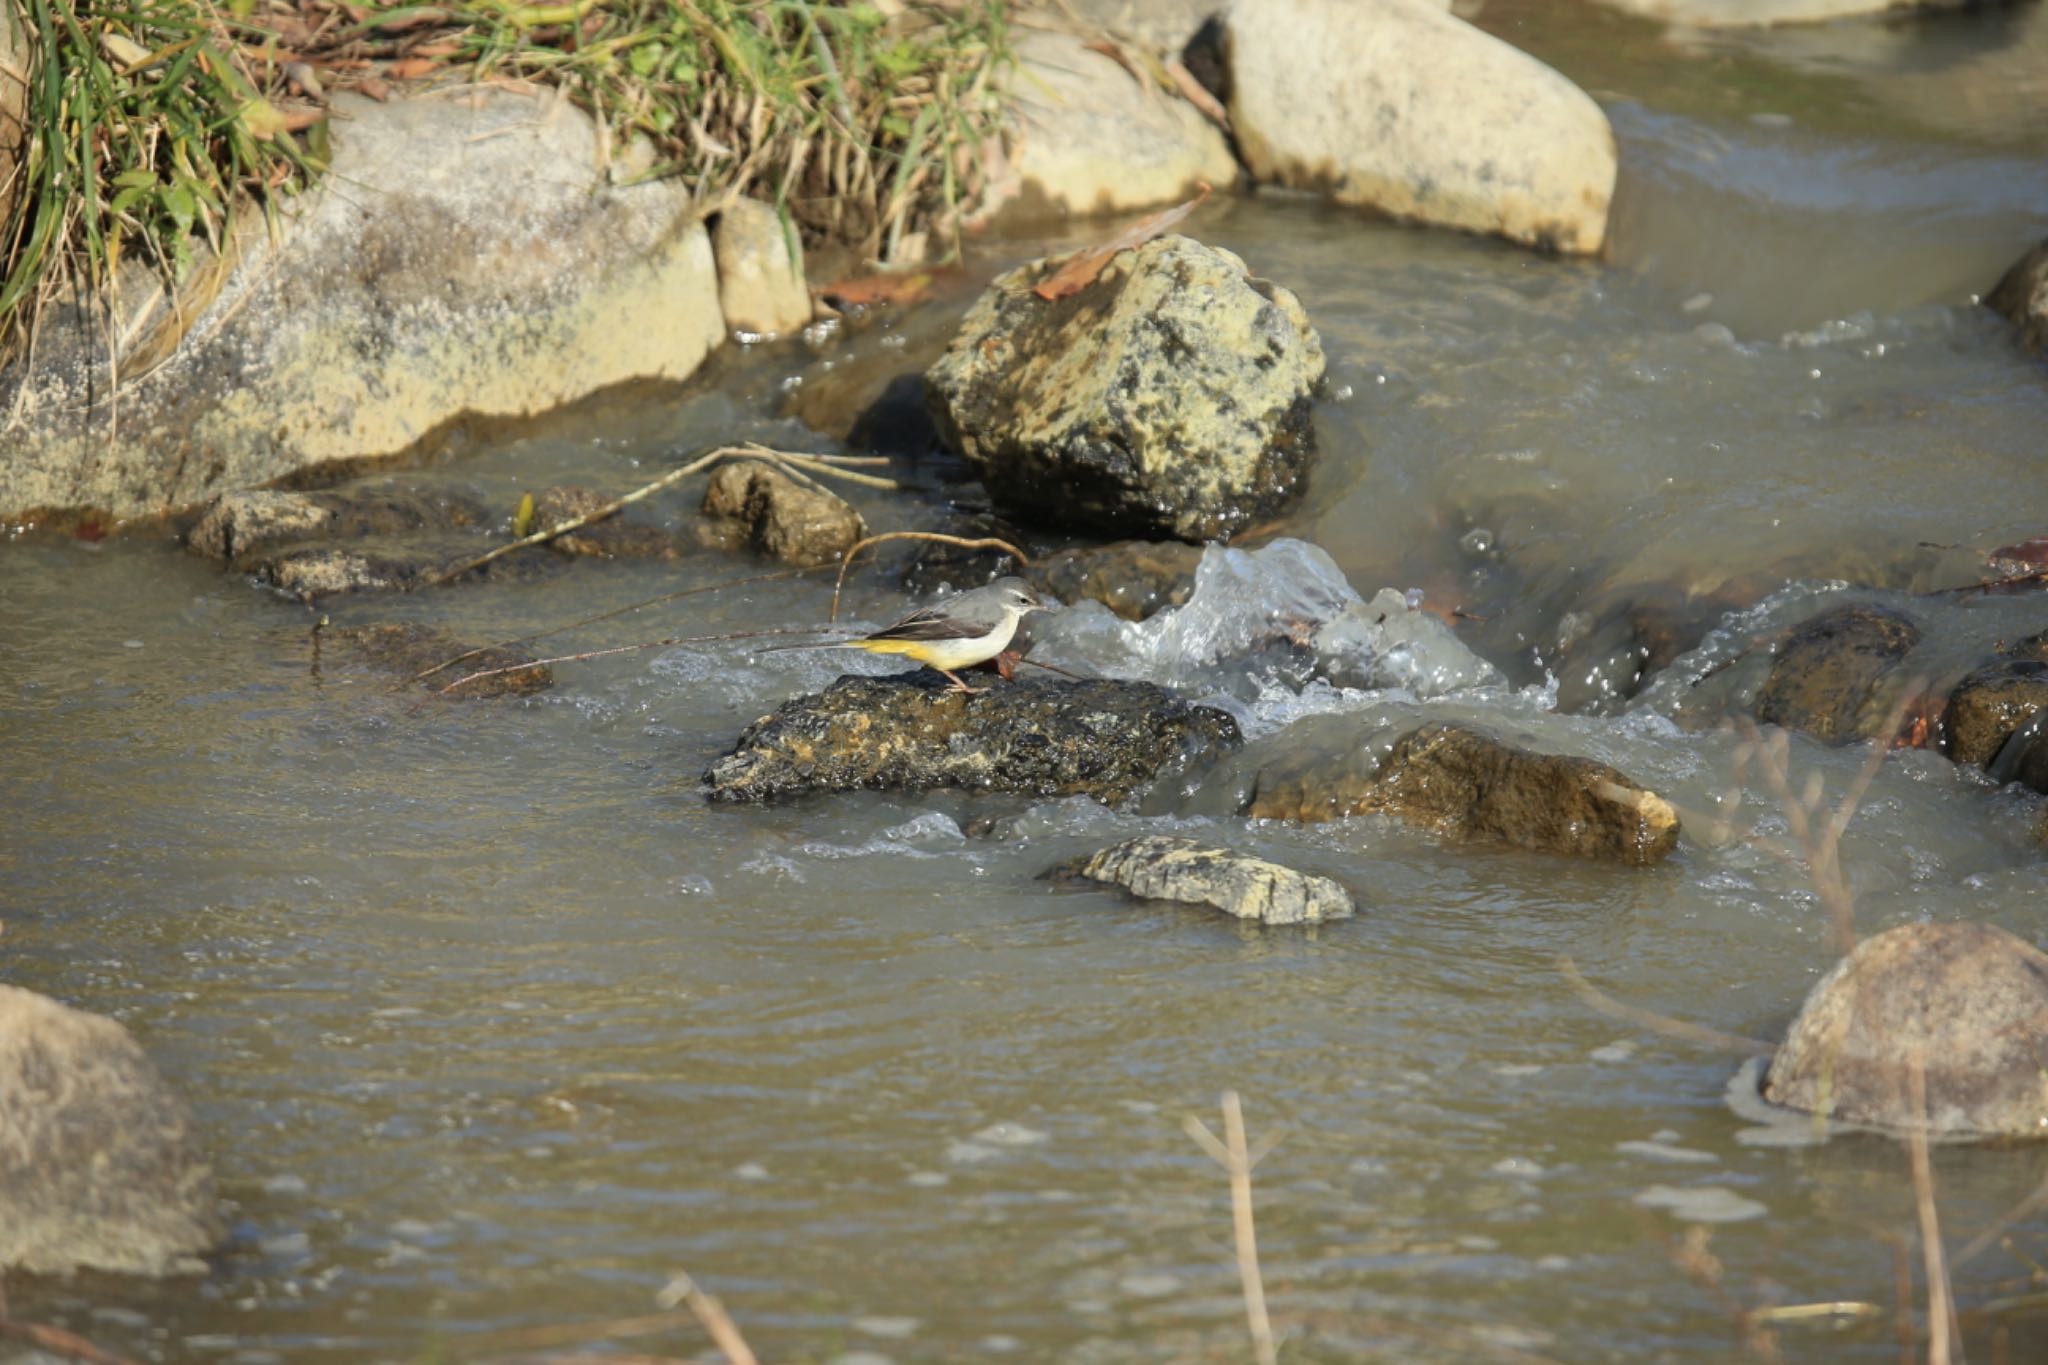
[
  {"xmin": 733, "ymin": 1162, "xmax": 770, "ymax": 1182},
  {"xmin": 972, "ymin": 1122, "xmax": 1048, "ymax": 1147},
  {"xmin": 1633, "ymin": 1184, "xmax": 1767, "ymax": 1223},
  {"xmin": 852, "ymin": 1316, "xmax": 919, "ymax": 1339}
]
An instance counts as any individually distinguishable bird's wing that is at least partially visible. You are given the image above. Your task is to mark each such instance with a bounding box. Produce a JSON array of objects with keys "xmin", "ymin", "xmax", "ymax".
[{"xmin": 865, "ymin": 604, "xmax": 992, "ymax": 643}]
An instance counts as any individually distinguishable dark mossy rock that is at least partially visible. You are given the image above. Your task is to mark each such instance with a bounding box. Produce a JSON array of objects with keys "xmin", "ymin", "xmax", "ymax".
[
  {"xmin": 1056, "ymin": 834, "xmax": 1353, "ymax": 924},
  {"xmin": 187, "ymin": 486, "xmax": 486, "ymax": 564},
  {"xmin": 1987, "ymin": 236, "xmax": 2048, "ymax": 358},
  {"xmin": 1752, "ymin": 603, "xmax": 1921, "ymax": 744},
  {"xmin": 329, "ymin": 623, "xmax": 552, "ymax": 698},
  {"xmin": 700, "ymin": 461, "xmax": 867, "ymax": 567},
  {"xmin": 1028, "ymin": 541, "xmax": 1204, "ymax": 621},
  {"xmin": 924, "ymin": 234, "xmax": 1324, "ymax": 543},
  {"xmin": 1762, "ymin": 921, "xmax": 2048, "ymax": 1138},
  {"xmin": 1248, "ymin": 720, "xmax": 1679, "ymax": 864},
  {"xmin": 1943, "ymin": 658, "xmax": 2048, "ymax": 770},
  {"xmin": 705, "ymin": 674, "xmax": 1239, "ymax": 805},
  {"xmin": 0, "ymin": 986, "xmax": 222, "ymax": 1276},
  {"xmin": 532, "ymin": 485, "xmax": 680, "ymax": 560}
]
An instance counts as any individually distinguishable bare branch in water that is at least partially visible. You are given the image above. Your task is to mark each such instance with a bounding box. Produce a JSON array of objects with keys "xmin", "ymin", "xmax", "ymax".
[
  {"xmin": 413, "ymin": 567, "xmax": 823, "ymax": 682},
  {"xmin": 657, "ymin": 1272, "xmax": 759, "ymax": 1365},
  {"xmin": 1556, "ymin": 957, "xmax": 1776, "ymax": 1057},
  {"xmin": 1907, "ymin": 1053, "xmax": 1958, "ymax": 1365},
  {"xmin": 829, "ymin": 531, "xmax": 1030, "ymax": 623},
  {"xmin": 428, "ymin": 444, "xmax": 900, "ymax": 587},
  {"xmin": 432, "ymin": 627, "xmax": 823, "ymax": 697},
  {"xmin": 1184, "ymin": 1091, "xmax": 1280, "ymax": 1365}
]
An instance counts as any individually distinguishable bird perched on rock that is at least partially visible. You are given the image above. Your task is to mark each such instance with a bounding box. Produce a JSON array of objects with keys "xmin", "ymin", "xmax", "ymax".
[{"xmin": 764, "ymin": 577, "xmax": 1047, "ymax": 693}]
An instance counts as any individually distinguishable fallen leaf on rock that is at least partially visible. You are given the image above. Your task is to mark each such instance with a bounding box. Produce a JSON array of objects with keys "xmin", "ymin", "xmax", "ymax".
[
  {"xmin": 1084, "ymin": 39, "xmax": 1146, "ymax": 87},
  {"xmin": 354, "ymin": 74, "xmax": 390, "ymax": 100},
  {"xmin": 1988, "ymin": 537, "xmax": 2048, "ymax": 573},
  {"xmin": 1033, "ymin": 183, "xmax": 1211, "ymax": 301}
]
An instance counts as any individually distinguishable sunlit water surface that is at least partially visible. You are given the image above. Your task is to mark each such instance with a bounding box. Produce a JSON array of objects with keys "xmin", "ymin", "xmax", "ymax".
[{"xmin": 7, "ymin": 4, "xmax": 2048, "ymax": 1360}]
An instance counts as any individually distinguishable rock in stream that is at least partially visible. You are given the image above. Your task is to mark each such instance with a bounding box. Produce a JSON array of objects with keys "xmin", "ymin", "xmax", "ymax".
[
  {"xmin": 705, "ymin": 675, "xmax": 1240, "ymax": 805},
  {"xmin": 924, "ymin": 234, "xmax": 1324, "ymax": 543},
  {"xmin": 1057, "ymin": 835, "xmax": 1354, "ymax": 924}
]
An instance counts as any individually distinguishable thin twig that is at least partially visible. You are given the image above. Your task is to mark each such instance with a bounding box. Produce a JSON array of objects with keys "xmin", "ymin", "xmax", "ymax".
[
  {"xmin": 0, "ymin": 1315, "xmax": 146, "ymax": 1365},
  {"xmin": 1954, "ymin": 1170, "xmax": 2048, "ymax": 1269},
  {"xmin": 1184, "ymin": 1091, "xmax": 1279, "ymax": 1365},
  {"xmin": 829, "ymin": 531, "xmax": 1029, "ymax": 623},
  {"xmin": 433, "ymin": 626, "xmax": 821, "ymax": 696},
  {"xmin": 657, "ymin": 1273, "xmax": 758, "ymax": 1365},
  {"xmin": 1556, "ymin": 957, "xmax": 1777, "ymax": 1056},
  {"xmin": 1907, "ymin": 1053, "xmax": 1957, "ymax": 1365},
  {"xmin": 412, "ymin": 567, "xmax": 822, "ymax": 681}
]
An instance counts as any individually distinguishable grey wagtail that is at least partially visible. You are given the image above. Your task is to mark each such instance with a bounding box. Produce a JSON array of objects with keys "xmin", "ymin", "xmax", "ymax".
[{"xmin": 765, "ymin": 577, "xmax": 1047, "ymax": 693}]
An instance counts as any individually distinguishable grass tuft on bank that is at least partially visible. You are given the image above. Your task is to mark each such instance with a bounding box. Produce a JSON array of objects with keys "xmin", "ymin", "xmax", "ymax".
[{"xmin": 0, "ymin": 0, "xmax": 1013, "ymax": 361}]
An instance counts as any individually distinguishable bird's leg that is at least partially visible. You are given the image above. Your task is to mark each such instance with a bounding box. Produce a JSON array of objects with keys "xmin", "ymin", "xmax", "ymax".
[{"xmin": 937, "ymin": 667, "xmax": 987, "ymax": 695}]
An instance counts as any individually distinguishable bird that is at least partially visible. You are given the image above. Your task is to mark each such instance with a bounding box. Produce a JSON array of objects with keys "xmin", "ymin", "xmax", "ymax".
[{"xmin": 763, "ymin": 577, "xmax": 1048, "ymax": 694}]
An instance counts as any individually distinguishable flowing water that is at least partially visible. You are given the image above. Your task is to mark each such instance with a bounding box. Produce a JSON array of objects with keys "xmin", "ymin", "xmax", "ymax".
[{"xmin": 8, "ymin": 3, "xmax": 2048, "ymax": 1361}]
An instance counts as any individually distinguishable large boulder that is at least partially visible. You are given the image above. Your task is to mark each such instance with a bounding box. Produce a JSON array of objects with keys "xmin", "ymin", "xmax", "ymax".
[
  {"xmin": 979, "ymin": 31, "xmax": 1240, "ymax": 222},
  {"xmin": 1988, "ymin": 236, "xmax": 2048, "ymax": 359},
  {"xmin": 1248, "ymin": 720, "xmax": 1680, "ymax": 863},
  {"xmin": 705, "ymin": 674, "xmax": 1240, "ymax": 805},
  {"xmin": 1222, "ymin": 0, "xmax": 1616, "ymax": 255},
  {"xmin": 1059, "ymin": 835, "xmax": 1355, "ymax": 924},
  {"xmin": 1942, "ymin": 658, "xmax": 2048, "ymax": 773},
  {"xmin": 1026, "ymin": 540, "xmax": 1204, "ymax": 621},
  {"xmin": 1752, "ymin": 603, "xmax": 1920, "ymax": 745},
  {"xmin": 924, "ymin": 234, "xmax": 1324, "ymax": 542},
  {"xmin": 0, "ymin": 986, "xmax": 221, "ymax": 1276},
  {"xmin": 1762, "ymin": 921, "xmax": 2048, "ymax": 1138},
  {"xmin": 1, "ymin": 86, "xmax": 723, "ymax": 525}
]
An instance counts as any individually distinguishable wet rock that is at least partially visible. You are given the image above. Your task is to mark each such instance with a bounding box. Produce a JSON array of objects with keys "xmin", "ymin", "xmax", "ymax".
[
  {"xmin": 533, "ymin": 485, "xmax": 679, "ymax": 560},
  {"xmin": 246, "ymin": 537, "xmax": 511, "ymax": 598},
  {"xmin": 700, "ymin": 461, "xmax": 867, "ymax": 566},
  {"xmin": 327, "ymin": 623, "xmax": 553, "ymax": 698},
  {"xmin": 977, "ymin": 31, "xmax": 1239, "ymax": 223},
  {"xmin": 925, "ymin": 235, "xmax": 1323, "ymax": 542},
  {"xmin": 0, "ymin": 985, "xmax": 222, "ymax": 1276},
  {"xmin": 1942, "ymin": 658, "xmax": 2048, "ymax": 770},
  {"xmin": 1248, "ymin": 721, "xmax": 1680, "ymax": 864},
  {"xmin": 1059, "ymin": 835, "xmax": 1354, "ymax": 924},
  {"xmin": 1224, "ymin": 0, "xmax": 1615, "ymax": 255},
  {"xmin": 1988, "ymin": 235, "xmax": 2048, "ymax": 359},
  {"xmin": 705, "ymin": 675, "xmax": 1240, "ymax": 805},
  {"xmin": 187, "ymin": 486, "xmax": 487, "ymax": 564},
  {"xmin": 1027, "ymin": 541, "xmax": 1203, "ymax": 622},
  {"xmin": 1761, "ymin": 921, "xmax": 2048, "ymax": 1138},
  {"xmin": 1, "ymin": 86, "xmax": 722, "ymax": 525},
  {"xmin": 713, "ymin": 196, "xmax": 813, "ymax": 337},
  {"xmin": 1752, "ymin": 603, "xmax": 1921, "ymax": 745}
]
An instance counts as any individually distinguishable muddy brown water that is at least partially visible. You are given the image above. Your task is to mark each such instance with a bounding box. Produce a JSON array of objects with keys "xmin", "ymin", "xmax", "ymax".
[{"xmin": 9, "ymin": 5, "xmax": 2048, "ymax": 1361}]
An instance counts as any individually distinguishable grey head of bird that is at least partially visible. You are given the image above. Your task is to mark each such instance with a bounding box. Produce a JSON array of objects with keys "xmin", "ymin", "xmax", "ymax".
[{"xmin": 984, "ymin": 577, "xmax": 1047, "ymax": 619}]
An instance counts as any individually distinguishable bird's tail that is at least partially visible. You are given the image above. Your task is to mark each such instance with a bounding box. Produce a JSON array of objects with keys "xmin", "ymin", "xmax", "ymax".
[{"xmin": 757, "ymin": 638, "xmax": 856, "ymax": 654}]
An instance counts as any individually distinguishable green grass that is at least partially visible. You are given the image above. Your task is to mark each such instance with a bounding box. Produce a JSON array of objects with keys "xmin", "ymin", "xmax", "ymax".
[{"xmin": 0, "ymin": 0, "xmax": 1012, "ymax": 363}]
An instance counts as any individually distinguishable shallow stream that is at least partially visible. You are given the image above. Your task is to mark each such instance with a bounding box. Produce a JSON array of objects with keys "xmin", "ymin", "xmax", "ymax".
[{"xmin": 8, "ymin": 3, "xmax": 2048, "ymax": 1361}]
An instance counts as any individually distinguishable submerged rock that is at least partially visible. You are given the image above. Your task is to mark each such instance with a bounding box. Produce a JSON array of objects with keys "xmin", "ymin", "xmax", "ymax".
[
  {"xmin": 1988, "ymin": 235, "xmax": 2048, "ymax": 359},
  {"xmin": 1224, "ymin": 0, "xmax": 1615, "ymax": 255},
  {"xmin": 981, "ymin": 31, "xmax": 1238, "ymax": 222},
  {"xmin": 328, "ymin": 623, "xmax": 553, "ymax": 698},
  {"xmin": 187, "ymin": 486, "xmax": 487, "ymax": 564},
  {"xmin": 1028, "ymin": 541, "xmax": 1204, "ymax": 621},
  {"xmin": 1752, "ymin": 603, "xmax": 1921, "ymax": 745},
  {"xmin": 1248, "ymin": 720, "xmax": 1680, "ymax": 864},
  {"xmin": 533, "ymin": 485, "xmax": 679, "ymax": 560},
  {"xmin": 1942, "ymin": 658, "xmax": 2048, "ymax": 771},
  {"xmin": 705, "ymin": 675, "xmax": 1240, "ymax": 805},
  {"xmin": 1762, "ymin": 921, "xmax": 2048, "ymax": 1139},
  {"xmin": 924, "ymin": 234, "xmax": 1324, "ymax": 542},
  {"xmin": 0, "ymin": 986, "xmax": 222, "ymax": 1276},
  {"xmin": 1059, "ymin": 835, "xmax": 1354, "ymax": 923},
  {"xmin": 701, "ymin": 461, "xmax": 867, "ymax": 566},
  {"xmin": 713, "ymin": 196, "xmax": 813, "ymax": 337}
]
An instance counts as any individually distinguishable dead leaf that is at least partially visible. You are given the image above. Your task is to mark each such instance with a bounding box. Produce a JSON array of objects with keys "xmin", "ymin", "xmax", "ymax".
[
  {"xmin": 408, "ymin": 40, "xmax": 464, "ymax": 58},
  {"xmin": 386, "ymin": 57, "xmax": 443, "ymax": 81},
  {"xmin": 1165, "ymin": 57, "xmax": 1228, "ymax": 129},
  {"xmin": 1032, "ymin": 183, "xmax": 1211, "ymax": 302},
  {"xmin": 1988, "ymin": 537, "xmax": 2048, "ymax": 574},
  {"xmin": 354, "ymin": 74, "xmax": 391, "ymax": 101},
  {"xmin": 276, "ymin": 104, "xmax": 328, "ymax": 132},
  {"xmin": 817, "ymin": 269, "xmax": 936, "ymax": 310}
]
